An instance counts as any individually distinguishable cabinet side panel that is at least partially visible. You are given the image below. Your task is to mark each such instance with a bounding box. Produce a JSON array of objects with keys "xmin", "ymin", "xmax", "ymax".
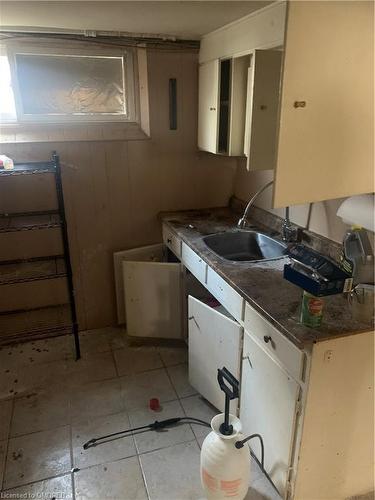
[
  {"xmin": 294, "ymin": 331, "xmax": 374, "ymax": 499},
  {"xmin": 274, "ymin": 1, "xmax": 374, "ymax": 207}
]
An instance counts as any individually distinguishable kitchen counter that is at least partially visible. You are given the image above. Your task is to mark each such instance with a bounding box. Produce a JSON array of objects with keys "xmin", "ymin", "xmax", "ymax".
[{"xmin": 161, "ymin": 207, "xmax": 374, "ymax": 349}]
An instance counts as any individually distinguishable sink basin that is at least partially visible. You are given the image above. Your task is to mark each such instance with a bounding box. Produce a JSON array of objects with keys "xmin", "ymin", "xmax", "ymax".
[{"xmin": 202, "ymin": 230, "xmax": 287, "ymax": 262}]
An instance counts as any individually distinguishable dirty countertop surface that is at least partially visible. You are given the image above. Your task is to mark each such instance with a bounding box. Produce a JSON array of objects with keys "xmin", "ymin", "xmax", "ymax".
[{"xmin": 161, "ymin": 207, "xmax": 374, "ymax": 349}]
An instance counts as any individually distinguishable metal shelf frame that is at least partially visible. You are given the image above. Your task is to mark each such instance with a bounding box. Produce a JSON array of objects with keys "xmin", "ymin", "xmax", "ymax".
[{"xmin": 0, "ymin": 153, "xmax": 81, "ymax": 359}]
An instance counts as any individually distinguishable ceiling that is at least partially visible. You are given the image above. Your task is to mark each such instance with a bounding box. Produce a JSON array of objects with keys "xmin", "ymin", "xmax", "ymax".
[{"xmin": 0, "ymin": 1, "xmax": 273, "ymax": 39}]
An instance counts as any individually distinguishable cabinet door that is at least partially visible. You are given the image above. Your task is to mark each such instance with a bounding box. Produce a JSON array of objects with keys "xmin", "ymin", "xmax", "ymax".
[
  {"xmin": 198, "ymin": 60, "xmax": 219, "ymax": 153},
  {"xmin": 114, "ymin": 244, "xmax": 164, "ymax": 324},
  {"xmin": 240, "ymin": 331, "xmax": 300, "ymax": 496},
  {"xmin": 123, "ymin": 261, "xmax": 182, "ymax": 339},
  {"xmin": 188, "ymin": 295, "xmax": 242, "ymax": 413},
  {"xmin": 244, "ymin": 49, "xmax": 282, "ymax": 171},
  {"xmin": 274, "ymin": 1, "xmax": 374, "ymax": 207}
]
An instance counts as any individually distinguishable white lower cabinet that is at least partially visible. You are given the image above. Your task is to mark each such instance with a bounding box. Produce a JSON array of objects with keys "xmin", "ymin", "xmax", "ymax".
[
  {"xmin": 188, "ymin": 295, "xmax": 243, "ymax": 413},
  {"xmin": 240, "ymin": 331, "xmax": 301, "ymax": 497}
]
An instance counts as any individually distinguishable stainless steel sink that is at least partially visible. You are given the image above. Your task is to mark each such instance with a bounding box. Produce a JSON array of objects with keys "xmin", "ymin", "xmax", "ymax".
[{"xmin": 202, "ymin": 230, "xmax": 287, "ymax": 262}]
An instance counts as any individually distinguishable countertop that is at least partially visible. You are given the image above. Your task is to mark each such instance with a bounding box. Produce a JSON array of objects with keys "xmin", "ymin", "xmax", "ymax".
[{"xmin": 161, "ymin": 207, "xmax": 374, "ymax": 349}]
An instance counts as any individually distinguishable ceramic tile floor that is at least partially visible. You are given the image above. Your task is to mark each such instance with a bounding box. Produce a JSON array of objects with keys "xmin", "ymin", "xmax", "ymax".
[{"xmin": 0, "ymin": 327, "xmax": 281, "ymax": 500}]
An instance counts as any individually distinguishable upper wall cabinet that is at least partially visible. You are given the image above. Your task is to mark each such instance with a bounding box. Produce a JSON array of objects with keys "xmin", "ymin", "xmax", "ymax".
[
  {"xmin": 198, "ymin": 52, "xmax": 281, "ymax": 158},
  {"xmin": 273, "ymin": 1, "xmax": 374, "ymax": 207},
  {"xmin": 198, "ymin": 2, "xmax": 286, "ymax": 158},
  {"xmin": 198, "ymin": 56, "xmax": 249, "ymax": 156}
]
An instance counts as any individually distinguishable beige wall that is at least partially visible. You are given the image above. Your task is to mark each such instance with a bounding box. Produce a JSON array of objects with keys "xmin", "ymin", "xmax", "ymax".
[
  {"xmin": 2, "ymin": 49, "xmax": 238, "ymax": 330},
  {"xmin": 235, "ymin": 159, "xmax": 352, "ymax": 244}
]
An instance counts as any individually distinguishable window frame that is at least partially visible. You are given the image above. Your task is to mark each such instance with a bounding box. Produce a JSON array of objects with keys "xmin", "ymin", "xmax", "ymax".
[{"xmin": 5, "ymin": 42, "xmax": 138, "ymax": 124}]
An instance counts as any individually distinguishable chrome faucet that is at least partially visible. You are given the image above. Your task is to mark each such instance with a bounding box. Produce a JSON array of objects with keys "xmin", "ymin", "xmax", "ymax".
[
  {"xmin": 237, "ymin": 180, "xmax": 300, "ymax": 243},
  {"xmin": 237, "ymin": 180, "xmax": 274, "ymax": 229},
  {"xmin": 281, "ymin": 206, "xmax": 299, "ymax": 242}
]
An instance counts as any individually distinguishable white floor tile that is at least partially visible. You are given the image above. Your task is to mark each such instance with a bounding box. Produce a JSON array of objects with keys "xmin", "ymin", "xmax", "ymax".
[
  {"xmin": 0, "ymin": 400, "xmax": 13, "ymax": 441},
  {"xmin": 129, "ymin": 399, "xmax": 195, "ymax": 454},
  {"xmin": 70, "ymin": 378, "xmax": 125, "ymax": 423},
  {"xmin": 16, "ymin": 359, "xmax": 68, "ymax": 397},
  {"xmin": 180, "ymin": 395, "xmax": 216, "ymax": 444},
  {"xmin": 0, "ymin": 336, "xmax": 73, "ymax": 370},
  {"xmin": 65, "ymin": 351, "xmax": 117, "ymax": 386},
  {"xmin": 4, "ymin": 426, "xmax": 71, "ymax": 489},
  {"xmin": 72, "ymin": 411, "xmax": 136, "ymax": 469},
  {"xmin": 78, "ymin": 329, "xmax": 114, "ymax": 354},
  {"xmin": 114, "ymin": 346, "xmax": 163, "ymax": 376},
  {"xmin": 107, "ymin": 327, "xmax": 128, "ymax": 350},
  {"xmin": 140, "ymin": 440, "xmax": 203, "ymax": 500},
  {"xmin": 74, "ymin": 456, "xmax": 148, "ymax": 500},
  {"xmin": 167, "ymin": 364, "xmax": 197, "ymax": 398},
  {"xmin": 245, "ymin": 486, "xmax": 277, "ymax": 500},
  {"xmin": 120, "ymin": 368, "xmax": 177, "ymax": 411},
  {"xmin": 0, "ymin": 365, "xmax": 21, "ymax": 399},
  {"xmin": 11, "ymin": 387, "xmax": 70, "ymax": 437},
  {"xmin": 4, "ymin": 474, "xmax": 73, "ymax": 499},
  {"xmin": 158, "ymin": 346, "xmax": 188, "ymax": 367},
  {"xmin": 249, "ymin": 475, "xmax": 281, "ymax": 500}
]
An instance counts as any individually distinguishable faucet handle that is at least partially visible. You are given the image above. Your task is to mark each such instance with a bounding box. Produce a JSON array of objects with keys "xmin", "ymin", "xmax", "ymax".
[
  {"xmin": 237, "ymin": 217, "xmax": 245, "ymax": 228},
  {"xmin": 283, "ymin": 225, "xmax": 303, "ymax": 243}
]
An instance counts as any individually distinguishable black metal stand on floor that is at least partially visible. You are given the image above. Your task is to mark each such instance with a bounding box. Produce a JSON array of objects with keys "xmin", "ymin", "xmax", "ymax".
[
  {"xmin": 0, "ymin": 152, "xmax": 81, "ymax": 359},
  {"xmin": 53, "ymin": 152, "xmax": 81, "ymax": 359}
]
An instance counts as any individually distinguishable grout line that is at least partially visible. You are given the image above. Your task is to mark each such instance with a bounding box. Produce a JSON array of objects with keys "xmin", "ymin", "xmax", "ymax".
[
  {"xmin": 136, "ymin": 438, "xmax": 197, "ymax": 459},
  {"xmin": 68, "ymin": 422, "xmax": 76, "ymax": 500},
  {"xmin": 135, "ymin": 452, "xmax": 150, "ymax": 500},
  {"xmin": 1, "ymin": 396, "xmax": 15, "ymax": 491},
  {"xmin": 6, "ymin": 422, "xmax": 71, "ymax": 442},
  {"xmin": 110, "ymin": 347, "xmax": 120, "ymax": 378}
]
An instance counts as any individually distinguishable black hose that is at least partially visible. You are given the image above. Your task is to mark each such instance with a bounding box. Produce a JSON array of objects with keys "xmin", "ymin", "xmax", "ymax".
[
  {"xmin": 235, "ymin": 433, "xmax": 265, "ymax": 469},
  {"xmin": 82, "ymin": 416, "xmax": 211, "ymax": 450},
  {"xmin": 82, "ymin": 415, "xmax": 265, "ymax": 477}
]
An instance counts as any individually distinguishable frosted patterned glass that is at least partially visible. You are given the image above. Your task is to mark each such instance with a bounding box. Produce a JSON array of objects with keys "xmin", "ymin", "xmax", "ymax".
[{"xmin": 16, "ymin": 53, "xmax": 125, "ymax": 115}]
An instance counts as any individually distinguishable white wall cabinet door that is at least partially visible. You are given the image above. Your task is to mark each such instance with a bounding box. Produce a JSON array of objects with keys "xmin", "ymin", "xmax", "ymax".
[
  {"xmin": 198, "ymin": 60, "xmax": 219, "ymax": 153},
  {"xmin": 240, "ymin": 331, "xmax": 300, "ymax": 497},
  {"xmin": 273, "ymin": 1, "xmax": 374, "ymax": 206},
  {"xmin": 244, "ymin": 49, "xmax": 282, "ymax": 171},
  {"xmin": 188, "ymin": 295, "xmax": 242, "ymax": 413},
  {"xmin": 123, "ymin": 261, "xmax": 183, "ymax": 339}
]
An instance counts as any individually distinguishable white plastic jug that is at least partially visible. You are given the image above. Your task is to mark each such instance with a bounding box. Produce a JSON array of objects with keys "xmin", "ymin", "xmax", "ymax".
[{"xmin": 201, "ymin": 413, "xmax": 250, "ymax": 500}]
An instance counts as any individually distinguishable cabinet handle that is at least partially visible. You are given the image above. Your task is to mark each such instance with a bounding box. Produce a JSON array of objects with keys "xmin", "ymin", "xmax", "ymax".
[
  {"xmin": 209, "ymin": 107, "xmax": 216, "ymax": 111},
  {"xmin": 188, "ymin": 315, "xmax": 200, "ymax": 331},
  {"xmin": 263, "ymin": 336, "xmax": 272, "ymax": 344}
]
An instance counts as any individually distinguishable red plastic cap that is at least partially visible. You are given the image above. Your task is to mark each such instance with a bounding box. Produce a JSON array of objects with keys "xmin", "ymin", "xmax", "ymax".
[{"xmin": 149, "ymin": 398, "xmax": 160, "ymax": 411}]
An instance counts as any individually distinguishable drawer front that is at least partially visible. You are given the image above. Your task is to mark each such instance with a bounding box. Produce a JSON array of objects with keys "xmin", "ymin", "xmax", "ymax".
[
  {"xmin": 162, "ymin": 225, "xmax": 181, "ymax": 258},
  {"xmin": 206, "ymin": 266, "xmax": 244, "ymax": 323},
  {"xmin": 181, "ymin": 242, "xmax": 207, "ymax": 284},
  {"xmin": 244, "ymin": 302, "xmax": 303, "ymax": 381}
]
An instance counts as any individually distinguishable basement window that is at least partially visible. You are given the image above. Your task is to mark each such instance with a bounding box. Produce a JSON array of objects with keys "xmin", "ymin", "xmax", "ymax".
[
  {"xmin": 0, "ymin": 53, "xmax": 17, "ymax": 122},
  {"xmin": 2, "ymin": 44, "xmax": 137, "ymax": 123}
]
